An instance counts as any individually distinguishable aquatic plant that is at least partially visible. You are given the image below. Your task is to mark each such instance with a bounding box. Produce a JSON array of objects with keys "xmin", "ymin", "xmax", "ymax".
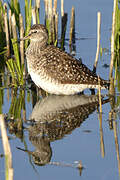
[
  {"xmin": 114, "ymin": 0, "xmax": 120, "ymax": 91},
  {"xmin": 1, "ymin": 0, "xmax": 72, "ymax": 86}
]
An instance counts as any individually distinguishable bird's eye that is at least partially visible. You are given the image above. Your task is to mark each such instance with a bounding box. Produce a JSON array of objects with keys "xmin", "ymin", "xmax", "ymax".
[
  {"xmin": 31, "ymin": 31, "xmax": 37, "ymax": 34},
  {"xmin": 33, "ymin": 31, "xmax": 37, "ymax": 33}
]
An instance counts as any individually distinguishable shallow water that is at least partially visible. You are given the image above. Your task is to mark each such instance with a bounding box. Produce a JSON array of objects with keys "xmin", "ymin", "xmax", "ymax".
[{"xmin": 1, "ymin": 0, "xmax": 120, "ymax": 180}]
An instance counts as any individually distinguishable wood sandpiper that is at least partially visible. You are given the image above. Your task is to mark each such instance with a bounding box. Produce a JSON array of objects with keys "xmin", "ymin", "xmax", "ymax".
[{"xmin": 21, "ymin": 24, "xmax": 109, "ymax": 95}]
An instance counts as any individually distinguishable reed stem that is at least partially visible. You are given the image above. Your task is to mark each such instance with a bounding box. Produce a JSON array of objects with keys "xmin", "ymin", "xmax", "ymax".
[
  {"xmin": 55, "ymin": 12, "xmax": 58, "ymax": 41},
  {"xmin": 8, "ymin": 9, "xmax": 12, "ymax": 38},
  {"xmin": 36, "ymin": 0, "xmax": 40, "ymax": 9},
  {"xmin": 61, "ymin": 0, "xmax": 64, "ymax": 17},
  {"xmin": 11, "ymin": 13, "xmax": 17, "ymax": 39},
  {"xmin": 109, "ymin": 0, "xmax": 117, "ymax": 79},
  {"xmin": 32, "ymin": 8, "xmax": 37, "ymax": 24},
  {"xmin": 44, "ymin": 0, "xmax": 48, "ymax": 18},
  {"xmin": 53, "ymin": 0, "xmax": 57, "ymax": 15},
  {"xmin": 19, "ymin": 14, "xmax": 24, "ymax": 65},
  {"xmin": 4, "ymin": 3, "xmax": 10, "ymax": 57},
  {"xmin": 69, "ymin": 6, "xmax": 75, "ymax": 45},
  {"xmin": 93, "ymin": 12, "xmax": 101, "ymax": 73}
]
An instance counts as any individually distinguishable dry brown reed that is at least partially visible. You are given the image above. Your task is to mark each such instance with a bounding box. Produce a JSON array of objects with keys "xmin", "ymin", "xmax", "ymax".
[
  {"xmin": 44, "ymin": 0, "xmax": 48, "ymax": 17},
  {"xmin": 36, "ymin": 0, "xmax": 40, "ymax": 9},
  {"xmin": 93, "ymin": 12, "xmax": 101, "ymax": 73},
  {"xmin": 61, "ymin": 0, "xmax": 64, "ymax": 17},
  {"xmin": 11, "ymin": 13, "xmax": 17, "ymax": 40},
  {"xmin": 54, "ymin": 12, "xmax": 58, "ymax": 40},
  {"xmin": 32, "ymin": 8, "xmax": 37, "ymax": 24},
  {"xmin": 53, "ymin": 0, "xmax": 57, "ymax": 15},
  {"xmin": 69, "ymin": 6, "xmax": 75, "ymax": 46},
  {"xmin": 4, "ymin": 3, "xmax": 10, "ymax": 57},
  {"xmin": 8, "ymin": 9, "xmax": 12, "ymax": 38}
]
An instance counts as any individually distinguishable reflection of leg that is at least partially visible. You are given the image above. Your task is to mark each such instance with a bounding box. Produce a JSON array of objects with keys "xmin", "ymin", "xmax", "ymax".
[{"xmin": 90, "ymin": 89, "xmax": 95, "ymax": 95}]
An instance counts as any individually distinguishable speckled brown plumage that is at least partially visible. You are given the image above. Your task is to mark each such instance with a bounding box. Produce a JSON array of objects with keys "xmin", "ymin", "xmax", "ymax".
[{"xmin": 23, "ymin": 24, "xmax": 109, "ymax": 95}]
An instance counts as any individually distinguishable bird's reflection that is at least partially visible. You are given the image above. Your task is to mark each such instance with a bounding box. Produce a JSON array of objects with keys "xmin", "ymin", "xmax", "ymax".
[{"xmin": 18, "ymin": 94, "xmax": 110, "ymax": 166}]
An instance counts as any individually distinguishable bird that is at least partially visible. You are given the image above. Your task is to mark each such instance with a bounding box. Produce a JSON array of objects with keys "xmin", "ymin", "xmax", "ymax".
[{"xmin": 21, "ymin": 24, "xmax": 109, "ymax": 95}]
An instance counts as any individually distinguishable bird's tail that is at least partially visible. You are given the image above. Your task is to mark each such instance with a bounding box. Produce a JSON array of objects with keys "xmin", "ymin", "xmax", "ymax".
[{"xmin": 100, "ymin": 79, "xmax": 110, "ymax": 90}]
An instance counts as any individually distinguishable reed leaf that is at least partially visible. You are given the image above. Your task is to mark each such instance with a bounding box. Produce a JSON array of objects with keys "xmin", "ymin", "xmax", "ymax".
[
  {"xmin": 0, "ymin": 1, "xmax": 5, "ymax": 28},
  {"xmin": 13, "ymin": 61, "xmax": 24, "ymax": 84},
  {"xmin": 54, "ymin": 39, "xmax": 57, "ymax": 46},
  {"xmin": 6, "ymin": 58, "xmax": 24, "ymax": 86},
  {"xmin": 11, "ymin": 39, "xmax": 21, "ymax": 72},
  {"xmin": 0, "ymin": 49, "xmax": 7, "ymax": 55},
  {"xmin": 6, "ymin": 58, "xmax": 16, "ymax": 80}
]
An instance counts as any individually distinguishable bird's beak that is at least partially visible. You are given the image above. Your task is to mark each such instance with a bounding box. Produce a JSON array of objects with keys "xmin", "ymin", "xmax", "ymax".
[
  {"xmin": 19, "ymin": 34, "xmax": 31, "ymax": 41},
  {"xmin": 14, "ymin": 34, "xmax": 30, "ymax": 44}
]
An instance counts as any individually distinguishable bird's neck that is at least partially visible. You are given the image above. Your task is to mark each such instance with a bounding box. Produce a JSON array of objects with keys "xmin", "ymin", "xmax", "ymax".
[{"xmin": 27, "ymin": 40, "xmax": 47, "ymax": 54}]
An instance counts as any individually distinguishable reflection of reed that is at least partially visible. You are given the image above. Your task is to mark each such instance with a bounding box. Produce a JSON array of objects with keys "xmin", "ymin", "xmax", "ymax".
[
  {"xmin": 0, "ymin": 74, "xmax": 4, "ymax": 114},
  {"xmin": 24, "ymin": 95, "xmax": 110, "ymax": 166},
  {"xmin": 109, "ymin": 0, "xmax": 117, "ymax": 80},
  {"xmin": 0, "ymin": 114, "xmax": 13, "ymax": 180},
  {"xmin": 6, "ymin": 89, "xmax": 27, "ymax": 138},
  {"xmin": 99, "ymin": 113, "xmax": 105, "ymax": 158},
  {"xmin": 113, "ymin": 114, "xmax": 120, "ymax": 176},
  {"xmin": 108, "ymin": 80, "xmax": 120, "ymax": 176}
]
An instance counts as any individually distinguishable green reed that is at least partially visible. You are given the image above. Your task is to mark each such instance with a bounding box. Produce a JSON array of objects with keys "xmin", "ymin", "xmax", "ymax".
[
  {"xmin": 1, "ymin": 0, "xmax": 73, "ymax": 87},
  {"xmin": 3, "ymin": 0, "xmax": 33, "ymax": 86},
  {"xmin": 0, "ymin": 0, "xmax": 72, "ymax": 122},
  {"xmin": 114, "ymin": 0, "xmax": 120, "ymax": 91}
]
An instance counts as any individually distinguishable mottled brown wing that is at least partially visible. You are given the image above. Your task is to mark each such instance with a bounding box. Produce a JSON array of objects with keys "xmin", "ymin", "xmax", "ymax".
[
  {"xmin": 36, "ymin": 45, "xmax": 108, "ymax": 86},
  {"xmin": 31, "ymin": 45, "xmax": 109, "ymax": 88}
]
